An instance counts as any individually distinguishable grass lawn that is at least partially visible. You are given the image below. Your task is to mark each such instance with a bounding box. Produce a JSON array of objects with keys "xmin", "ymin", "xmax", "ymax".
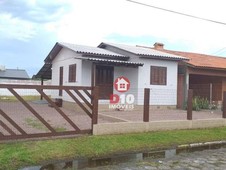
[
  {"xmin": 1, "ymin": 127, "xmax": 226, "ymax": 170},
  {"xmin": 0, "ymin": 95, "xmax": 40, "ymax": 102}
]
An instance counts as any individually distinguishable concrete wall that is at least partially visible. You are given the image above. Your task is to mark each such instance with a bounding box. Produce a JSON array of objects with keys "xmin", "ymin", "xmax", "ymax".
[
  {"xmin": 0, "ymin": 80, "xmax": 51, "ymax": 96},
  {"xmin": 93, "ymin": 119, "xmax": 226, "ymax": 135}
]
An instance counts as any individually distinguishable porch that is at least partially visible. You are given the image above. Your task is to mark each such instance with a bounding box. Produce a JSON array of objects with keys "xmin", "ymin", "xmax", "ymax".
[{"xmin": 177, "ymin": 66, "xmax": 226, "ymax": 108}]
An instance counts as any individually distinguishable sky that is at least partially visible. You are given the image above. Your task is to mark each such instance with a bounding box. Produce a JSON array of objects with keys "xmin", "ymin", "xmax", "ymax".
[{"xmin": 1, "ymin": 0, "xmax": 226, "ymax": 77}]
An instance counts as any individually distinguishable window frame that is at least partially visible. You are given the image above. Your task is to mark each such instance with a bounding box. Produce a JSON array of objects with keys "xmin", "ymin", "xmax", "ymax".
[
  {"xmin": 68, "ymin": 64, "xmax": 77, "ymax": 83},
  {"xmin": 150, "ymin": 66, "xmax": 167, "ymax": 85}
]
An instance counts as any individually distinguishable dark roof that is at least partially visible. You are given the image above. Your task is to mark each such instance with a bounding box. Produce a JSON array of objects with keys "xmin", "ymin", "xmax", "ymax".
[
  {"xmin": 34, "ymin": 63, "xmax": 52, "ymax": 79},
  {"xmin": 0, "ymin": 69, "xmax": 30, "ymax": 80},
  {"xmin": 99, "ymin": 42, "xmax": 188, "ymax": 61}
]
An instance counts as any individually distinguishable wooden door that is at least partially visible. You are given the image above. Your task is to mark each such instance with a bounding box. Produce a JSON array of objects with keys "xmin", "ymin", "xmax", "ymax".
[{"xmin": 95, "ymin": 65, "xmax": 114, "ymax": 99}]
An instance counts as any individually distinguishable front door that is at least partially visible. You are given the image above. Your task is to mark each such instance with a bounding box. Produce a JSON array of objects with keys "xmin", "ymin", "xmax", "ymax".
[{"xmin": 95, "ymin": 65, "xmax": 114, "ymax": 99}]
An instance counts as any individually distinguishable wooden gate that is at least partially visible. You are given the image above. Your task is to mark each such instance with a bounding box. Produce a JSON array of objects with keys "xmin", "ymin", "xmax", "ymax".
[{"xmin": 0, "ymin": 84, "xmax": 98, "ymax": 141}]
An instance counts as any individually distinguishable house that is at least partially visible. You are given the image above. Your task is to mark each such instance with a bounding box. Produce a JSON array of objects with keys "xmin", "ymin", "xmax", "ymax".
[
  {"xmin": 150, "ymin": 43, "xmax": 226, "ymax": 108},
  {"xmin": 0, "ymin": 65, "xmax": 30, "ymax": 80},
  {"xmin": 36, "ymin": 42, "xmax": 187, "ymax": 106}
]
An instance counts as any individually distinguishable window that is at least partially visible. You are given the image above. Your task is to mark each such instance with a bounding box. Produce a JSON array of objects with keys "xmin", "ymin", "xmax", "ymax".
[
  {"xmin": 68, "ymin": 64, "xmax": 76, "ymax": 82},
  {"xmin": 150, "ymin": 66, "xmax": 167, "ymax": 85},
  {"xmin": 120, "ymin": 84, "xmax": 125, "ymax": 89}
]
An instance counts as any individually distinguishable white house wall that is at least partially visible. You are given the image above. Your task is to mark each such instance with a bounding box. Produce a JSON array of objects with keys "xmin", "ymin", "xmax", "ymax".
[
  {"xmin": 113, "ymin": 66, "xmax": 138, "ymax": 104},
  {"xmin": 81, "ymin": 60, "xmax": 92, "ymax": 86},
  {"xmin": 100, "ymin": 46, "xmax": 179, "ymax": 106},
  {"xmin": 51, "ymin": 48, "xmax": 83, "ymax": 100},
  {"xmin": 137, "ymin": 58, "xmax": 178, "ymax": 105}
]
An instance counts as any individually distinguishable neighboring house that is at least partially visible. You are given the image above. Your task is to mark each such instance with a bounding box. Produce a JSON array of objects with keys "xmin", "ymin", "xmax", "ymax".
[
  {"xmin": 0, "ymin": 66, "xmax": 30, "ymax": 80},
  {"xmin": 36, "ymin": 42, "xmax": 187, "ymax": 106},
  {"xmin": 151, "ymin": 43, "xmax": 226, "ymax": 108}
]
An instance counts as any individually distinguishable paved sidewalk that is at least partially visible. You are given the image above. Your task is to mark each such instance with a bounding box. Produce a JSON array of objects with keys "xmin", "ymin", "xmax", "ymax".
[
  {"xmin": 86, "ymin": 147, "xmax": 226, "ymax": 170},
  {"xmin": 100, "ymin": 108, "xmax": 223, "ymax": 122}
]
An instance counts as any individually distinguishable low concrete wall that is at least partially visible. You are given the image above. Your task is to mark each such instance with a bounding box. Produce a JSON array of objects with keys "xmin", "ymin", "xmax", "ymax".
[{"xmin": 93, "ymin": 119, "xmax": 226, "ymax": 135}]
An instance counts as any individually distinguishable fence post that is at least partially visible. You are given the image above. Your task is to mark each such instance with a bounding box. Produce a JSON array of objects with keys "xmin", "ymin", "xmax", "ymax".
[
  {"xmin": 92, "ymin": 86, "xmax": 99, "ymax": 128},
  {"xmin": 223, "ymin": 91, "xmax": 226, "ymax": 118},
  {"xmin": 187, "ymin": 89, "xmax": 193, "ymax": 120},
  {"xmin": 143, "ymin": 88, "xmax": 150, "ymax": 122}
]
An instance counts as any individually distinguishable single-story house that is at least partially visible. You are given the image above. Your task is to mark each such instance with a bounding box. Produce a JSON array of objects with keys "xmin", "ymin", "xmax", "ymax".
[
  {"xmin": 36, "ymin": 42, "xmax": 187, "ymax": 106},
  {"xmin": 151, "ymin": 43, "xmax": 226, "ymax": 108},
  {"xmin": 0, "ymin": 66, "xmax": 30, "ymax": 80}
]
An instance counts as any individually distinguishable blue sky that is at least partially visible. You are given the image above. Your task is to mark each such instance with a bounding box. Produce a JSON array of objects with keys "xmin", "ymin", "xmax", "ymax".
[{"xmin": 1, "ymin": 0, "xmax": 226, "ymax": 77}]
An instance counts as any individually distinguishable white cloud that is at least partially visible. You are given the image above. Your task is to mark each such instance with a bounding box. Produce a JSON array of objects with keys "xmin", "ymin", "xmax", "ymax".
[
  {"xmin": 51, "ymin": 0, "xmax": 226, "ymax": 55},
  {"xmin": 0, "ymin": 13, "xmax": 36, "ymax": 41}
]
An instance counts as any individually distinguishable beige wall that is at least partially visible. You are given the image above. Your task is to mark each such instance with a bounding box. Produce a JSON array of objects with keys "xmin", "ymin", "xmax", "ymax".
[{"xmin": 93, "ymin": 119, "xmax": 226, "ymax": 135}]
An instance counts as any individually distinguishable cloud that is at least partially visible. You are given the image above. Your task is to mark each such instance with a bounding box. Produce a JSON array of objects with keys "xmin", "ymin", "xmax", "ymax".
[
  {"xmin": 0, "ymin": 0, "xmax": 73, "ymax": 41},
  {"xmin": 0, "ymin": 0, "xmax": 72, "ymax": 23},
  {"xmin": 52, "ymin": 0, "xmax": 226, "ymax": 56},
  {"xmin": 0, "ymin": 13, "xmax": 36, "ymax": 41}
]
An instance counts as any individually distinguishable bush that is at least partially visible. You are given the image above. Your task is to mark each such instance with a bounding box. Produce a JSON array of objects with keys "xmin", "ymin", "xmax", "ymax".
[{"xmin": 192, "ymin": 96, "xmax": 209, "ymax": 111}]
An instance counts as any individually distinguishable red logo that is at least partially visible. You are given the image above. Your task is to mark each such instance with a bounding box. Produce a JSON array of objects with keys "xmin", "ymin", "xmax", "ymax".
[{"xmin": 114, "ymin": 76, "xmax": 130, "ymax": 92}]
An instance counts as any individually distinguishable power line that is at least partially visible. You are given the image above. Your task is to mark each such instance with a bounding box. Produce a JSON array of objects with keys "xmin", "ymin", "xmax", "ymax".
[
  {"xmin": 211, "ymin": 47, "xmax": 226, "ymax": 55},
  {"xmin": 126, "ymin": 0, "xmax": 226, "ymax": 26}
]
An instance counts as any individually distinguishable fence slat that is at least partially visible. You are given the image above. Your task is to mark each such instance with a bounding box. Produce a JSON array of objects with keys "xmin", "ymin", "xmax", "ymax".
[
  {"xmin": 65, "ymin": 89, "xmax": 92, "ymax": 118},
  {"xmin": 8, "ymin": 88, "xmax": 56, "ymax": 133},
  {"xmin": 0, "ymin": 120, "xmax": 16, "ymax": 135},
  {"xmin": 0, "ymin": 109, "xmax": 27, "ymax": 135},
  {"xmin": 0, "ymin": 84, "xmax": 92, "ymax": 90},
  {"xmin": 37, "ymin": 89, "xmax": 81, "ymax": 132},
  {"xmin": 74, "ymin": 89, "xmax": 92, "ymax": 109},
  {"xmin": 0, "ymin": 130, "xmax": 92, "ymax": 141},
  {"xmin": 83, "ymin": 89, "xmax": 92, "ymax": 100}
]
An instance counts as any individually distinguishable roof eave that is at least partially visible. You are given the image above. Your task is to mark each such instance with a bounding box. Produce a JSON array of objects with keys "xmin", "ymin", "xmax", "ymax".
[
  {"xmin": 44, "ymin": 42, "xmax": 63, "ymax": 63},
  {"xmin": 186, "ymin": 63, "xmax": 226, "ymax": 71},
  {"xmin": 139, "ymin": 55, "xmax": 188, "ymax": 61}
]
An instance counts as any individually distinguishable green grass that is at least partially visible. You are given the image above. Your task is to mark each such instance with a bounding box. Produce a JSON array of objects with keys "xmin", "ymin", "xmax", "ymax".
[
  {"xmin": 24, "ymin": 118, "xmax": 67, "ymax": 132},
  {"xmin": 0, "ymin": 95, "xmax": 40, "ymax": 102},
  {"xmin": 1, "ymin": 127, "xmax": 226, "ymax": 170},
  {"xmin": 25, "ymin": 118, "xmax": 48, "ymax": 131}
]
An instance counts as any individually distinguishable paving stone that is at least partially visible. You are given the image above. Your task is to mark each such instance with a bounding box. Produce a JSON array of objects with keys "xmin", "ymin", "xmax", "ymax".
[{"xmin": 86, "ymin": 148, "xmax": 226, "ymax": 170}]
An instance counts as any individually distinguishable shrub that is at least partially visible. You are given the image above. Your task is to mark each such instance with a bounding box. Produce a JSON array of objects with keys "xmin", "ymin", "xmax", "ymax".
[{"xmin": 192, "ymin": 96, "xmax": 209, "ymax": 111}]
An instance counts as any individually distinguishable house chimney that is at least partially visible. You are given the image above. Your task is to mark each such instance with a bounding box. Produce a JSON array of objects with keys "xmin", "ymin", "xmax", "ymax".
[{"xmin": 154, "ymin": 42, "xmax": 164, "ymax": 50}]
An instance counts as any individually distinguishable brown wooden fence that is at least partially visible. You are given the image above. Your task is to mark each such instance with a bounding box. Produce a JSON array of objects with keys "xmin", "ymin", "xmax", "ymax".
[{"xmin": 0, "ymin": 84, "xmax": 98, "ymax": 141}]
